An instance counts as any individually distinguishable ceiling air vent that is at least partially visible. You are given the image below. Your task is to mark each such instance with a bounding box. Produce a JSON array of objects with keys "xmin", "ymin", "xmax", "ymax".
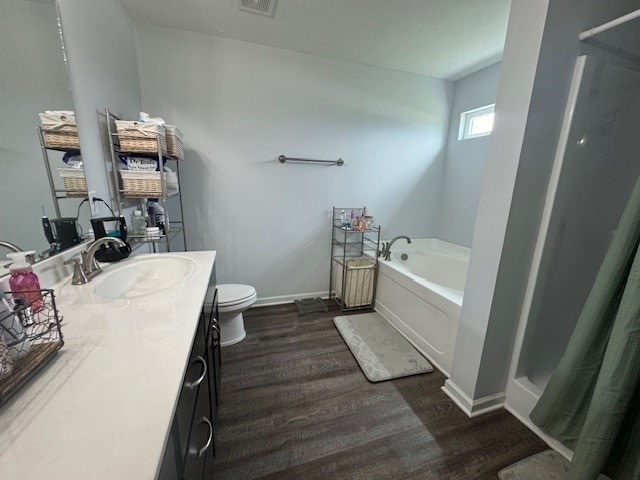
[{"xmin": 239, "ymin": 0, "xmax": 277, "ymax": 17}]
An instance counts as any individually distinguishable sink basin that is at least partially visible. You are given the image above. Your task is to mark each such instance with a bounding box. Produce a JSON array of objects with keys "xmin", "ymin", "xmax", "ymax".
[{"xmin": 92, "ymin": 256, "xmax": 197, "ymax": 299}]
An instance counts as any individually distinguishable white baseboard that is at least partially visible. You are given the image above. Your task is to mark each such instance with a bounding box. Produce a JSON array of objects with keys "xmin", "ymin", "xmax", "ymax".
[
  {"xmin": 504, "ymin": 377, "xmax": 574, "ymax": 460},
  {"xmin": 442, "ymin": 379, "xmax": 505, "ymax": 418},
  {"xmin": 504, "ymin": 403, "xmax": 574, "ymax": 460},
  {"xmin": 253, "ymin": 291, "xmax": 329, "ymax": 307}
]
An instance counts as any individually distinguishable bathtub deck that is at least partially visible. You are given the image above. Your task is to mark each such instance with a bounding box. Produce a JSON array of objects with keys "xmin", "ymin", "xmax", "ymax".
[{"xmin": 211, "ymin": 302, "xmax": 546, "ymax": 479}]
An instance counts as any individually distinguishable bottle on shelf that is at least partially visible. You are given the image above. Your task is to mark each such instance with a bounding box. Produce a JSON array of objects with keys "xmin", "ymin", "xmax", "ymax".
[
  {"xmin": 146, "ymin": 200, "xmax": 158, "ymax": 227},
  {"xmin": 131, "ymin": 210, "xmax": 147, "ymax": 236},
  {"xmin": 6, "ymin": 252, "xmax": 43, "ymax": 312},
  {"xmin": 364, "ymin": 216, "xmax": 374, "ymax": 230},
  {"xmin": 147, "ymin": 200, "xmax": 168, "ymax": 234},
  {"xmin": 339, "ymin": 210, "xmax": 347, "ymax": 228}
]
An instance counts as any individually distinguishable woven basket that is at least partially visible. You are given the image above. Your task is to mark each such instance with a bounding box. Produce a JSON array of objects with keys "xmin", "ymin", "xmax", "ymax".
[
  {"xmin": 164, "ymin": 125, "xmax": 184, "ymax": 159},
  {"xmin": 120, "ymin": 170, "xmax": 163, "ymax": 196},
  {"xmin": 166, "ymin": 134, "xmax": 184, "ymax": 159},
  {"xmin": 43, "ymin": 126, "xmax": 80, "ymax": 150},
  {"xmin": 115, "ymin": 120, "xmax": 167, "ymax": 154},
  {"xmin": 57, "ymin": 168, "xmax": 87, "ymax": 195}
]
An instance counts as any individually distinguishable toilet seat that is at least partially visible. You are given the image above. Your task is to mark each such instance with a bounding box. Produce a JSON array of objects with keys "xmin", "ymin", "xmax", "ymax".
[{"xmin": 217, "ymin": 284, "xmax": 257, "ymax": 311}]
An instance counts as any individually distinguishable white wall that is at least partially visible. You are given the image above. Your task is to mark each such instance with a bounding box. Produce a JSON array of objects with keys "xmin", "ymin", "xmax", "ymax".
[
  {"xmin": 57, "ymin": 0, "xmax": 142, "ymax": 212},
  {"xmin": 443, "ymin": 0, "xmax": 550, "ymax": 415},
  {"xmin": 438, "ymin": 62, "xmax": 502, "ymax": 247},
  {"xmin": 135, "ymin": 24, "xmax": 452, "ymax": 301},
  {"xmin": 0, "ymin": 0, "xmax": 74, "ymax": 253}
]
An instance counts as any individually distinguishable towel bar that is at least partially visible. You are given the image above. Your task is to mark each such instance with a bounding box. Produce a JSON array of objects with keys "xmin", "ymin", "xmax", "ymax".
[{"xmin": 278, "ymin": 155, "xmax": 344, "ymax": 166}]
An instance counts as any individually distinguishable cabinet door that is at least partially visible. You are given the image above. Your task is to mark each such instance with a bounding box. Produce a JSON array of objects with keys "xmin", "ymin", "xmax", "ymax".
[
  {"xmin": 182, "ymin": 375, "xmax": 213, "ymax": 480},
  {"xmin": 175, "ymin": 312, "xmax": 208, "ymax": 464},
  {"xmin": 207, "ymin": 290, "xmax": 221, "ymax": 407},
  {"xmin": 210, "ymin": 317, "xmax": 221, "ymax": 406},
  {"xmin": 204, "ymin": 290, "xmax": 220, "ymax": 476}
]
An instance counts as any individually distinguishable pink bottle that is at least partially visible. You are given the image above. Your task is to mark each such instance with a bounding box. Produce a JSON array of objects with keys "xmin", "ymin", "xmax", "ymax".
[{"xmin": 7, "ymin": 252, "xmax": 43, "ymax": 312}]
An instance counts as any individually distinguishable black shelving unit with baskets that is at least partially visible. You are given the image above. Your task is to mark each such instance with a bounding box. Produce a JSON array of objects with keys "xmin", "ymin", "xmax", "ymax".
[
  {"xmin": 105, "ymin": 109, "xmax": 187, "ymax": 253},
  {"xmin": 329, "ymin": 206, "xmax": 381, "ymax": 312}
]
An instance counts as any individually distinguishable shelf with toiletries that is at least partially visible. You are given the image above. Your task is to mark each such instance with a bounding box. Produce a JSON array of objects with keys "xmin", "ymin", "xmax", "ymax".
[
  {"xmin": 128, "ymin": 224, "xmax": 185, "ymax": 245},
  {"xmin": 329, "ymin": 207, "xmax": 381, "ymax": 312},
  {"xmin": 117, "ymin": 189, "xmax": 182, "ymax": 200},
  {"xmin": 332, "ymin": 230, "xmax": 380, "ymax": 249},
  {"xmin": 332, "ymin": 228, "xmax": 380, "ymax": 256},
  {"xmin": 105, "ymin": 109, "xmax": 187, "ymax": 252},
  {"xmin": 36, "ymin": 112, "xmax": 93, "ymax": 259},
  {"xmin": 37, "ymin": 111, "xmax": 89, "ymax": 212}
]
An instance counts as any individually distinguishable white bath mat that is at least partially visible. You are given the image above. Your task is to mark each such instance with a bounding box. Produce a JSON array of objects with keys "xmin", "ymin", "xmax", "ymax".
[{"xmin": 333, "ymin": 312, "xmax": 433, "ymax": 382}]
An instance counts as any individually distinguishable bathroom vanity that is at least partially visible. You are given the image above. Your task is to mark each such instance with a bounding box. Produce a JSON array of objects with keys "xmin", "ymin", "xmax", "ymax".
[
  {"xmin": 0, "ymin": 251, "xmax": 218, "ymax": 479},
  {"xmin": 159, "ymin": 281, "xmax": 221, "ymax": 479}
]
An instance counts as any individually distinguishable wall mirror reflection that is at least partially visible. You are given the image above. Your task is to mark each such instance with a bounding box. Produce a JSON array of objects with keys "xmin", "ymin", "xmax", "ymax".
[{"xmin": 0, "ymin": 0, "xmax": 91, "ymax": 270}]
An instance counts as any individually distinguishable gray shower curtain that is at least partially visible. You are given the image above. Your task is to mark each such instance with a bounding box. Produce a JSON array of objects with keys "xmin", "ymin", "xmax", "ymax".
[{"xmin": 530, "ymin": 174, "xmax": 640, "ymax": 480}]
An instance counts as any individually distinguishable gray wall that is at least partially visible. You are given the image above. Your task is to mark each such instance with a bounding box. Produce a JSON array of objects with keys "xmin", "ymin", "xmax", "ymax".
[
  {"xmin": 134, "ymin": 23, "xmax": 452, "ymax": 301},
  {"xmin": 57, "ymin": 0, "xmax": 142, "ymax": 213},
  {"xmin": 0, "ymin": 0, "xmax": 74, "ymax": 253},
  {"xmin": 439, "ymin": 62, "xmax": 502, "ymax": 247}
]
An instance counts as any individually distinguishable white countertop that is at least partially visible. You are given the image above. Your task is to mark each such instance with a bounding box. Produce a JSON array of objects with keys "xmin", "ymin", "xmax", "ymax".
[{"xmin": 0, "ymin": 251, "xmax": 216, "ymax": 480}]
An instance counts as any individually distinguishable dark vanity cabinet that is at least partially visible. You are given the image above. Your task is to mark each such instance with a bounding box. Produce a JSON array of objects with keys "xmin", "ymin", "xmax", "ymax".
[
  {"xmin": 207, "ymin": 289, "xmax": 222, "ymax": 408},
  {"xmin": 159, "ymin": 289, "xmax": 221, "ymax": 480},
  {"xmin": 203, "ymin": 289, "xmax": 221, "ymax": 477}
]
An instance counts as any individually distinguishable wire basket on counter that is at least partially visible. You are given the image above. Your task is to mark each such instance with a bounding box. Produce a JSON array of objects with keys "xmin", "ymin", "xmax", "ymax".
[{"xmin": 0, "ymin": 289, "xmax": 64, "ymax": 407}]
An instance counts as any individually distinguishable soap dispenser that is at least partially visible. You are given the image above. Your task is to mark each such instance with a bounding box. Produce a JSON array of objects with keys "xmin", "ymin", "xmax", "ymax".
[{"xmin": 6, "ymin": 252, "xmax": 43, "ymax": 312}]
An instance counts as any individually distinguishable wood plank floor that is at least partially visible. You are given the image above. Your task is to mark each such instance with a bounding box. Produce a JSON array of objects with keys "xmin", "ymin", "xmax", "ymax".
[{"xmin": 211, "ymin": 302, "xmax": 546, "ymax": 479}]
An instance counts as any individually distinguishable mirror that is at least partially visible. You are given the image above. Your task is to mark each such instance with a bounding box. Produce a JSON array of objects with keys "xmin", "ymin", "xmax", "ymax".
[{"xmin": 0, "ymin": 0, "xmax": 90, "ymax": 269}]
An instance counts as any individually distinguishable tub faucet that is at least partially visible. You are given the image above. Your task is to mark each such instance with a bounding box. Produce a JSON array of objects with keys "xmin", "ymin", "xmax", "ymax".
[{"xmin": 379, "ymin": 236, "xmax": 412, "ymax": 261}]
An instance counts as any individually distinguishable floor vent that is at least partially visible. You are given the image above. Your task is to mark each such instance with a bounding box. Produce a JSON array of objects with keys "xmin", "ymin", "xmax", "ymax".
[{"xmin": 239, "ymin": 0, "xmax": 277, "ymax": 17}]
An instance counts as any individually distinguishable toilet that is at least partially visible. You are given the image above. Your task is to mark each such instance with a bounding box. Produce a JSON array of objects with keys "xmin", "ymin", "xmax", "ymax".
[{"xmin": 216, "ymin": 284, "xmax": 257, "ymax": 346}]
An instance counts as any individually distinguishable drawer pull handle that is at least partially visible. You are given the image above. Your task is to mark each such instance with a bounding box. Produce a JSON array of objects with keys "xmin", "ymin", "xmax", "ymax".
[
  {"xmin": 184, "ymin": 356, "xmax": 207, "ymax": 390},
  {"xmin": 198, "ymin": 417, "xmax": 213, "ymax": 458},
  {"xmin": 211, "ymin": 322, "xmax": 221, "ymax": 347}
]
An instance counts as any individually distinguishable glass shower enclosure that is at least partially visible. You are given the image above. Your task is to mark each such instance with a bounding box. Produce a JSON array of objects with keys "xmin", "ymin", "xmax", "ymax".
[{"xmin": 505, "ymin": 52, "xmax": 640, "ymax": 451}]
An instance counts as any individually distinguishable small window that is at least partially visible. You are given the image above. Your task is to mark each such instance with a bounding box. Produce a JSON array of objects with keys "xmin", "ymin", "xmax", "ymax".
[{"xmin": 458, "ymin": 104, "xmax": 495, "ymax": 140}]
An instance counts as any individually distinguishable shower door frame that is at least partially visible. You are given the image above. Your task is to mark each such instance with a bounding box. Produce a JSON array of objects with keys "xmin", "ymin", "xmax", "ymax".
[{"xmin": 503, "ymin": 55, "xmax": 595, "ymax": 459}]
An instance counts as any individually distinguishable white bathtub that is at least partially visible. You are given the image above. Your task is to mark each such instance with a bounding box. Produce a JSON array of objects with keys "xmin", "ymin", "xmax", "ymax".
[{"xmin": 370, "ymin": 238, "xmax": 470, "ymax": 375}]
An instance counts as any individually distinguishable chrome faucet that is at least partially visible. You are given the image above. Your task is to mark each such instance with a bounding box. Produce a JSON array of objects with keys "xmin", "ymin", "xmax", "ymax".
[
  {"xmin": 379, "ymin": 236, "xmax": 412, "ymax": 261},
  {"xmin": 65, "ymin": 237, "xmax": 127, "ymax": 285}
]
